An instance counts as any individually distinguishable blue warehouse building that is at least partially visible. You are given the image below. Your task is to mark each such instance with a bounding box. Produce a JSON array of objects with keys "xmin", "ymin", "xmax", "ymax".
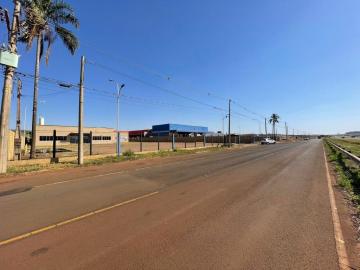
[{"xmin": 151, "ymin": 124, "xmax": 208, "ymax": 137}]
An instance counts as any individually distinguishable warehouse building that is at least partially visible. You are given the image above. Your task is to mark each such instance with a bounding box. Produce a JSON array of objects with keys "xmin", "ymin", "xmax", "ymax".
[
  {"xmin": 35, "ymin": 124, "xmax": 129, "ymax": 147},
  {"xmin": 128, "ymin": 129, "xmax": 151, "ymax": 139},
  {"xmin": 151, "ymin": 124, "xmax": 208, "ymax": 137}
]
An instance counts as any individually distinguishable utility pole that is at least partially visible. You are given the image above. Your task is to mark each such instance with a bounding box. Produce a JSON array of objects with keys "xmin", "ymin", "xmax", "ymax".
[
  {"xmin": 23, "ymin": 104, "xmax": 26, "ymax": 146},
  {"xmin": 78, "ymin": 56, "xmax": 85, "ymax": 165},
  {"xmin": 0, "ymin": 0, "xmax": 21, "ymax": 173},
  {"xmin": 15, "ymin": 78, "xmax": 21, "ymax": 139},
  {"xmin": 15, "ymin": 78, "xmax": 21, "ymax": 159},
  {"xmin": 264, "ymin": 118, "xmax": 268, "ymax": 137},
  {"xmin": 285, "ymin": 122, "xmax": 288, "ymax": 140},
  {"xmin": 228, "ymin": 99, "xmax": 231, "ymax": 147}
]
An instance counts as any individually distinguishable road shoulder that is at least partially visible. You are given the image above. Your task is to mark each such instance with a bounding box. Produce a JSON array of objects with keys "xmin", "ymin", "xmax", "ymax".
[{"xmin": 325, "ymin": 147, "xmax": 360, "ymax": 268}]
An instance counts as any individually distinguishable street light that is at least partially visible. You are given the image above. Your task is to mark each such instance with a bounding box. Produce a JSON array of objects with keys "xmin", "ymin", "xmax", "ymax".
[
  {"xmin": 109, "ymin": 80, "xmax": 125, "ymax": 157},
  {"xmin": 222, "ymin": 115, "xmax": 228, "ymax": 135}
]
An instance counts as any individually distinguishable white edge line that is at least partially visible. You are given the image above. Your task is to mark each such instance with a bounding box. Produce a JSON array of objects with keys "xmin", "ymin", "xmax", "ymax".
[{"xmin": 323, "ymin": 146, "xmax": 351, "ymax": 270}]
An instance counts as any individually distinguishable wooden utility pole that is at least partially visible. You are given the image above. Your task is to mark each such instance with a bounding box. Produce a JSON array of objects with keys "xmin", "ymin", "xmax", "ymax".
[
  {"xmin": 78, "ymin": 56, "xmax": 85, "ymax": 165},
  {"xmin": 15, "ymin": 78, "xmax": 22, "ymax": 138},
  {"xmin": 0, "ymin": 0, "xmax": 21, "ymax": 173},
  {"xmin": 228, "ymin": 99, "xmax": 231, "ymax": 147},
  {"xmin": 264, "ymin": 118, "xmax": 268, "ymax": 137}
]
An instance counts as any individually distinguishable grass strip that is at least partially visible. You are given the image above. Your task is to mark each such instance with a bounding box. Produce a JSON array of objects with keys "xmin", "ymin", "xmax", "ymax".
[
  {"xmin": 324, "ymin": 139, "xmax": 360, "ymax": 209},
  {"xmin": 6, "ymin": 146, "xmax": 228, "ymax": 176}
]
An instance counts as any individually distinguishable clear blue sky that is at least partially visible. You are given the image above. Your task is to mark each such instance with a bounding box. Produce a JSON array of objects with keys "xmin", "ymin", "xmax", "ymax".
[{"xmin": 2, "ymin": 0, "xmax": 360, "ymax": 134}]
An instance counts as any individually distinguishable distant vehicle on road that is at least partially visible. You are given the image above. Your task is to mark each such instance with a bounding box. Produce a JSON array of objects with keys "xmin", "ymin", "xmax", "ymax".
[{"xmin": 261, "ymin": 138, "xmax": 276, "ymax": 145}]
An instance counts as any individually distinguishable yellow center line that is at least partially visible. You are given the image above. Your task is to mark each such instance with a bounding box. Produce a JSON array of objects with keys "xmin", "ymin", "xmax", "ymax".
[{"xmin": 0, "ymin": 191, "xmax": 159, "ymax": 247}]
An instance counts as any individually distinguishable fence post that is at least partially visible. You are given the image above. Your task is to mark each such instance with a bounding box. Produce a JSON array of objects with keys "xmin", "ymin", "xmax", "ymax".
[
  {"xmin": 89, "ymin": 131, "xmax": 93, "ymax": 155},
  {"xmin": 51, "ymin": 130, "xmax": 58, "ymax": 163},
  {"xmin": 157, "ymin": 133, "xmax": 160, "ymax": 151},
  {"xmin": 52, "ymin": 130, "xmax": 56, "ymax": 159},
  {"xmin": 203, "ymin": 135, "xmax": 206, "ymax": 147},
  {"xmin": 172, "ymin": 133, "xmax": 175, "ymax": 150},
  {"xmin": 185, "ymin": 137, "xmax": 187, "ymax": 148},
  {"xmin": 194, "ymin": 138, "xmax": 197, "ymax": 148},
  {"xmin": 140, "ymin": 133, "xmax": 143, "ymax": 152}
]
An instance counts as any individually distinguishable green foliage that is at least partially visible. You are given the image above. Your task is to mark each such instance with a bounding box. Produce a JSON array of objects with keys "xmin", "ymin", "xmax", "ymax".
[
  {"xmin": 329, "ymin": 138, "xmax": 360, "ymax": 158},
  {"xmin": 20, "ymin": 0, "xmax": 80, "ymax": 63},
  {"xmin": 324, "ymin": 140, "xmax": 360, "ymax": 206},
  {"xmin": 122, "ymin": 150, "xmax": 135, "ymax": 157},
  {"xmin": 269, "ymin": 113, "xmax": 280, "ymax": 124}
]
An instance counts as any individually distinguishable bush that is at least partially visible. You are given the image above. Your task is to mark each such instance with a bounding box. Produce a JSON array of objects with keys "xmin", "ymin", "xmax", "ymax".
[{"xmin": 122, "ymin": 150, "xmax": 135, "ymax": 157}]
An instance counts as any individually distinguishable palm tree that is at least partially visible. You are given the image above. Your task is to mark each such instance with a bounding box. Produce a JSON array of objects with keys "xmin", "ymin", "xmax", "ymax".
[
  {"xmin": 269, "ymin": 113, "xmax": 280, "ymax": 140},
  {"xmin": 20, "ymin": 0, "xmax": 79, "ymax": 158}
]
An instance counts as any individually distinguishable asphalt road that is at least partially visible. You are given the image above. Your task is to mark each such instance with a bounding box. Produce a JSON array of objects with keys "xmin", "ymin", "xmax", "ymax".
[{"xmin": 0, "ymin": 140, "xmax": 340, "ymax": 269}]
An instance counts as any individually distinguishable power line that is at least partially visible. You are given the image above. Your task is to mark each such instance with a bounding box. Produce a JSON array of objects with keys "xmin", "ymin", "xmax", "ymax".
[
  {"xmin": 86, "ymin": 59, "xmax": 227, "ymax": 113},
  {"xmin": 13, "ymin": 68, "xmax": 305, "ymax": 134},
  {"xmin": 81, "ymin": 41, "xmax": 172, "ymax": 81}
]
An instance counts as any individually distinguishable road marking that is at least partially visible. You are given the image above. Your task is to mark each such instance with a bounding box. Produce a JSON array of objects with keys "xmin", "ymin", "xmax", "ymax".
[
  {"xmin": 32, "ymin": 159, "xmax": 210, "ymax": 189},
  {"xmin": 33, "ymin": 171, "xmax": 128, "ymax": 188},
  {"xmin": 0, "ymin": 191, "xmax": 159, "ymax": 247},
  {"xmin": 323, "ymin": 147, "xmax": 351, "ymax": 270},
  {"xmin": 31, "ymin": 146, "xmax": 282, "ymax": 189}
]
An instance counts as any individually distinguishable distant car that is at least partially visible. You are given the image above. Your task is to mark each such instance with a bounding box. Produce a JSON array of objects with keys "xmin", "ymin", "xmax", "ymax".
[{"xmin": 261, "ymin": 138, "xmax": 276, "ymax": 145}]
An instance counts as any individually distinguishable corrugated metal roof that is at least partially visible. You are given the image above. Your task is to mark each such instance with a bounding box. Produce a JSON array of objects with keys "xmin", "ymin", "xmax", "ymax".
[{"xmin": 152, "ymin": 124, "xmax": 208, "ymax": 133}]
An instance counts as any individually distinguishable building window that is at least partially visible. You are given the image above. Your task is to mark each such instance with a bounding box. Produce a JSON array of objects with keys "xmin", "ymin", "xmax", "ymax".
[
  {"xmin": 39, "ymin": 136, "xmax": 53, "ymax": 141},
  {"xmin": 92, "ymin": 136, "xmax": 102, "ymax": 140},
  {"xmin": 56, "ymin": 136, "xmax": 67, "ymax": 141},
  {"xmin": 102, "ymin": 136, "xmax": 111, "ymax": 140},
  {"xmin": 40, "ymin": 136, "xmax": 67, "ymax": 141}
]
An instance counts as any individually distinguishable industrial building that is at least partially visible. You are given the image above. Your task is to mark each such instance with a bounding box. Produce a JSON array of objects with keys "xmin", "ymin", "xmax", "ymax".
[
  {"xmin": 35, "ymin": 124, "xmax": 129, "ymax": 147},
  {"xmin": 34, "ymin": 123, "xmax": 208, "ymax": 147},
  {"xmin": 128, "ymin": 129, "xmax": 151, "ymax": 139},
  {"xmin": 151, "ymin": 124, "xmax": 208, "ymax": 137}
]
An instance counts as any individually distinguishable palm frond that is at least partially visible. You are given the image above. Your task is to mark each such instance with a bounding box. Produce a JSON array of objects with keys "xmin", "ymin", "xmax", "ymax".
[
  {"xmin": 19, "ymin": 0, "xmax": 80, "ymax": 60},
  {"xmin": 44, "ymin": 28, "xmax": 56, "ymax": 64},
  {"xmin": 55, "ymin": 25, "xmax": 79, "ymax": 54}
]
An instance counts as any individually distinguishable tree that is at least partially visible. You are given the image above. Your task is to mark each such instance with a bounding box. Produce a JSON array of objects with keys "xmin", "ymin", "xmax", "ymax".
[
  {"xmin": 20, "ymin": 0, "xmax": 79, "ymax": 158},
  {"xmin": 269, "ymin": 113, "xmax": 280, "ymax": 140}
]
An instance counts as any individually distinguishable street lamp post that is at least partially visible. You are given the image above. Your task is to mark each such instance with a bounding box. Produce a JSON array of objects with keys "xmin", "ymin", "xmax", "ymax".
[
  {"xmin": 222, "ymin": 115, "xmax": 228, "ymax": 135},
  {"xmin": 109, "ymin": 80, "xmax": 125, "ymax": 157}
]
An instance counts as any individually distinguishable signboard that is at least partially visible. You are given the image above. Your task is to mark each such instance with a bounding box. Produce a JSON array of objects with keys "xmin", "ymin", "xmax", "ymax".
[{"xmin": 0, "ymin": 50, "xmax": 19, "ymax": 68}]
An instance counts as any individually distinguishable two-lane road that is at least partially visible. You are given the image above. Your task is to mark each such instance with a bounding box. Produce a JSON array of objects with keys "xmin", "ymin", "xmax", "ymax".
[{"xmin": 0, "ymin": 140, "xmax": 341, "ymax": 269}]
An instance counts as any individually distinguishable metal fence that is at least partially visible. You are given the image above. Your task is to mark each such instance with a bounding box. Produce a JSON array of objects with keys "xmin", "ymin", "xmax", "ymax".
[
  {"xmin": 17, "ymin": 133, "xmax": 267, "ymax": 160},
  {"xmin": 328, "ymin": 141, "xmax": 360, "ymax": 164}
]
